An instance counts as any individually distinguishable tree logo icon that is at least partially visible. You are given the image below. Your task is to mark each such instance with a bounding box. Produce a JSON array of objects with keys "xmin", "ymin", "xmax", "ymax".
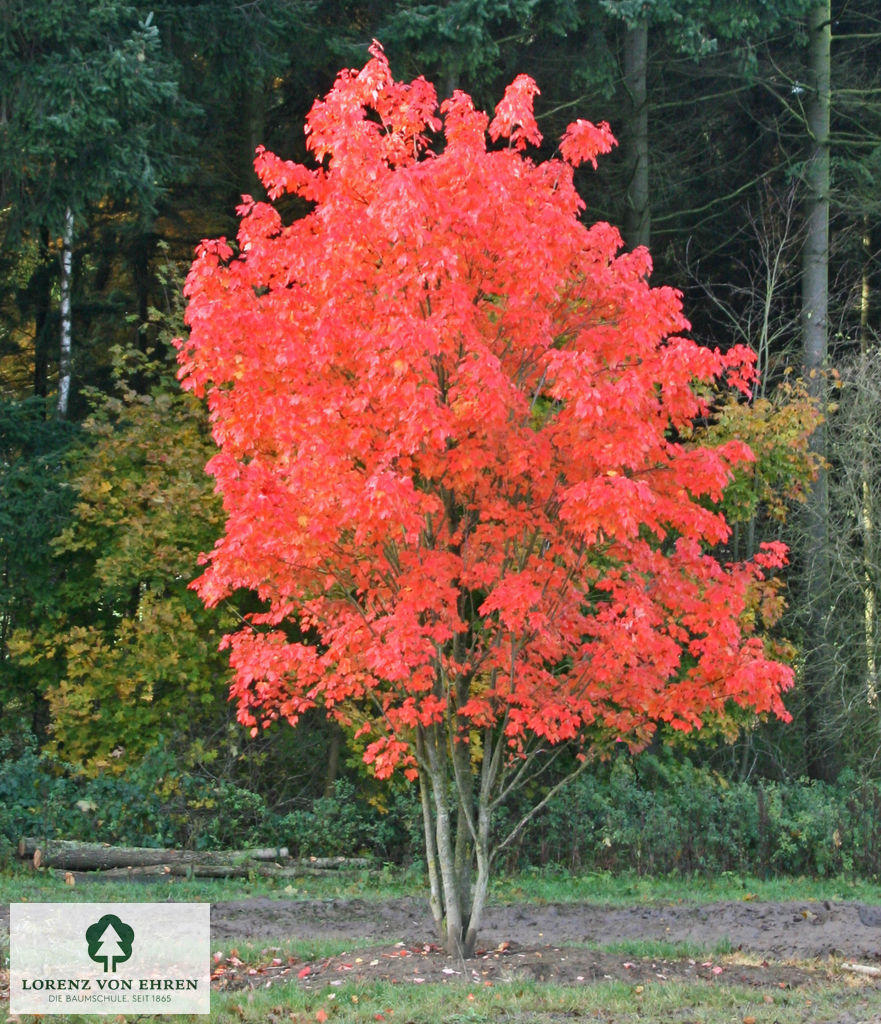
[{"xmin": 85, "ymin": 914, "xmax": 134, "ymax": 972}]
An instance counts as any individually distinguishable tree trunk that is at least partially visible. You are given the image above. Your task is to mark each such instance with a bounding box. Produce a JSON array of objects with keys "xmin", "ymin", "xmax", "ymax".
[
  {"xmin": 417, "ymin": 717, "xmax": 502, "ymax": 958},
  {"xmin": 324, "ymin": 720, "xmax": 342, "ymax": 797},
  {"xmin": 859, "ymin": 219, "xmax": 878, "ymax": 701},
  {"xmin": 418, "ymin": 755, "xmax": 445, "ymax": 941},
  {"xmin": 463, "ymin": 726, "xmax": 496, "ymax": 956},
  {"xmin": 18, "ymin": 837, "xmax": 372, "ymax": 873},
  {"xmin": 422, "ymin": 724, "xmax": 467, "ymax": 956},
  {"xmin": 241, "ymin": 79, "xmax": 266, "ymax": 196},
  {"xmin": 451, "ymin": 693, "xmax": 474, "ymax": 932},
  {"xmin": 18, "ymin": 837, "xmax": 291, "ymax": 869},
  {"xmin": 56, "ymin": 206, "xmax": 74, "ymax": 419},
  {"xmin": 129, "ymin": 225, "xmax": 152, "ymax": 355},
  {"xmin": 800, "ymin": 0, "xmax": 835, "ymax": 781},
  {"xmin": 32, "ymin": 226, "xmax": 52, "ymax": 398},
  {"xmin": 623, "ymin": 20, "xmax": 650, "ymax": 251}
]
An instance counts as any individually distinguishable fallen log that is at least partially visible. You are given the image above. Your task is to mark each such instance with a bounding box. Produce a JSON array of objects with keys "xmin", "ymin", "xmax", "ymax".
[
  {"xmin": 51, "ymin": 861, "xmax": 372, "ymax": 881},
  {"xmin": 19, "ymin": 837, "xmax": 373, "ymax": 874},
  {"xmin": 292, "ymin": 855, "xmax": 373, "ymax": 870},
  {"xmin": 18, "ymin": 838, "xmax": 289, "ymax": 871},
  {"xmin": 841, "ymin": 962, "xmax": 881, "ymax": 978},
  {"xmin": 164, "ymin": 862, "xmax": 372, "ymax": 879}
]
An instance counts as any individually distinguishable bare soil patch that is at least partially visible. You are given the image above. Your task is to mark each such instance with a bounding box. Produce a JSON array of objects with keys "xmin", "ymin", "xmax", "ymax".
[
  {"xmin": 3, "ymin": 893, "xmax": 880, "ymax": 1001},
  {"xmin": 209, "ymin": 896, "xmax": 881, "ymax": 993}
]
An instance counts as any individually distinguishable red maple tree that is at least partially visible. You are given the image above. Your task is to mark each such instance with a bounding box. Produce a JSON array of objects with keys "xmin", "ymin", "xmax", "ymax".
[{"xmin": 177, "ymin": 45, "xmax": 792, "ymax": 956}]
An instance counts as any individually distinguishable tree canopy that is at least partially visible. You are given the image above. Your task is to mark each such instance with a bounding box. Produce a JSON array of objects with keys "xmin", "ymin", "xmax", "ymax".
[{"xmin": 177, "ymin": 46, "xmax": 793, "ymax": 954}]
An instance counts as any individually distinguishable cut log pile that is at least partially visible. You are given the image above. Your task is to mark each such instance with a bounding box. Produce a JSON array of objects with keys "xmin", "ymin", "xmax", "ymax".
[{"xmin": 16, "ymin": 837, "xmax": 372, "ymax": 878}]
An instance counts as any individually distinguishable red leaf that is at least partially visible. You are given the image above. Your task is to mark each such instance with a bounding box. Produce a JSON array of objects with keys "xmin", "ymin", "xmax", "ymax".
[{"xmin": 178, "ymin": 53, "xmax": 793, "ymax": 810}]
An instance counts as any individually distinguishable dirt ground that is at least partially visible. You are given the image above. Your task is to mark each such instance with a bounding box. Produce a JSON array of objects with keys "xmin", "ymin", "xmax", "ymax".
[
  {"xmin": 3, "ymin": 893, "xmax": 881, "ymax": 999},
  {"xmin": 207, "ymin": 895, "xmax": 881, "ymax": 993}
]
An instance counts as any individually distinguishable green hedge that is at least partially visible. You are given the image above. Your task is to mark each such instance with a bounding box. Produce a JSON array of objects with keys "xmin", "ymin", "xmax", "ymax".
[
  {"xmin": 513, "ymin": 755, "xmax": 881, "ymax": 878},
  {"xmin": 4, "ymin": 738, "xmax": 881, "ymax": 879},
  {"xmin": 0, "ymin": 738, "xmax": 417, "ymax": 861},
  {"xmin": 0, "ymin": 738, "xmax": 277, "ymax": 856}
]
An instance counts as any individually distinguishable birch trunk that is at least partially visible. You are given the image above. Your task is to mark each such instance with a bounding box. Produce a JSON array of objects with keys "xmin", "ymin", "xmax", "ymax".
[
  {"xmin": 33, "ymin": 226, "xmax": 52, "ymax": 398},
  {"xmin": 859, "ymin": 221, "xmax": 878, "ymax": 701},
  {"xmin": 56, "ymin": 206, "xmax": 74, "ymax": 419}
]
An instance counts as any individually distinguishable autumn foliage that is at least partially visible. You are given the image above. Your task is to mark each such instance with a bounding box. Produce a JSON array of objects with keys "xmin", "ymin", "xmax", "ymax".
[{"xmin": 177, "ymin": 45, "xmax": 792, "ymax": 953}]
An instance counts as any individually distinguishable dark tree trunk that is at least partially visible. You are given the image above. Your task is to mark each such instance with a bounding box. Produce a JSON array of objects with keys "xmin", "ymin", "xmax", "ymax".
[
  {"xmin": 800, "ymin": 0, "xmax": 836, "ymax": 782},
  {"xmin": 623, "ymin": 20, "xmax": 650, "ymax": 251},
  {"xmin": 32, "ymin": 226, "xmax": 53, "ymax": 399}
]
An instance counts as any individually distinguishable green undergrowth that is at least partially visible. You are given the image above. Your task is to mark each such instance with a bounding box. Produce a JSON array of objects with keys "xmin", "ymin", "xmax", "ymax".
[{"xmin": 9, "ymin": 744, "xmax": 881, "ymax": 881}]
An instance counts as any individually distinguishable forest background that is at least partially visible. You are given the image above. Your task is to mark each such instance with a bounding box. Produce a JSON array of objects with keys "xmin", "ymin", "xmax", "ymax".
[{"xmin": 2, "ymin": 0, "xmax": 881, "ymax": 879}]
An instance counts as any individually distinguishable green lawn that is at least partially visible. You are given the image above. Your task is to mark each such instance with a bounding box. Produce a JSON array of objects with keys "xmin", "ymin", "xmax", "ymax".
[
  {"xmin": 3, "ymin": 976, "xmax": 877, "ymax": 1024},
  {"xmin": 1, "ymin": 862, "xmax": 879, "ymax": 907}
]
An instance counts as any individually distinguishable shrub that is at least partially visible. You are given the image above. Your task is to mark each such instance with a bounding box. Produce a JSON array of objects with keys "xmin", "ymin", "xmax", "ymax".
[
  {"xmin": 0, "ymin": 738, "xmax": 277, "ymax": 852},
  {"xmin": 279, "ymin": 779, "xmax": 420, "ymax": 861},
  {"xmin": 5, "ymin": 733, "xmax": 881, "ymax": 879},
  {"xmin": 517, "ymin": 753, "xmax": 874, "ymax": 879}
]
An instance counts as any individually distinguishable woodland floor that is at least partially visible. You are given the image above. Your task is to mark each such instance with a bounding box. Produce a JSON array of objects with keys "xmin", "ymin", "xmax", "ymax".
[{"xmin": 207, "ymin": 895, "xmax": 881, "ymax": 993}]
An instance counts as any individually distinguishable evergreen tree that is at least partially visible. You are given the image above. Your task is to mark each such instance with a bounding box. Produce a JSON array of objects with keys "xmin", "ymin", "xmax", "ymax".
[{"xmin": 0, "ymin": 0, "xmax": 190, "ymax": 414}]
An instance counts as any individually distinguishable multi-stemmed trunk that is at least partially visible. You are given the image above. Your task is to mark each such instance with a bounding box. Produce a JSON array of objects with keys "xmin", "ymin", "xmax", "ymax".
[
  {"xmin": 416, "ymin": 721, "xmax": 494, "ymax": 958},
  {"xmin": 415, "ymin": 710, "xmax": 587, "ymax": 958}
]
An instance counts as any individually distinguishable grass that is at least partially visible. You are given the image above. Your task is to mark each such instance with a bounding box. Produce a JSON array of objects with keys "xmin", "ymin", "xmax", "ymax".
[
  {"xmin": 3, "ymin": 976, "xmax": 878, "ymax": 1024},
  {"xmin": 579, "ymin": 936, "xmax": 734, "ymax": 959},
  {"xmin": 0, "ymin": 861, "xmax": 423, "ymax": 906},
  {"xmin": 203, "ymin": 977, "xmax": 881, "ymax": 1024},
  {"xmin": 2, "ymin": 861, "xmax": 880, "ymax": 908},
  {"xmin": 4, "ymin": 866, "xmax": 881, "ymax": 1024},
  {"xmin": 489, "ymin": 865, "xmax": 881, "ymax": 906},
  {"xmin": 214, "ymin": 935, "xmax": 378, "ymax": 964}
]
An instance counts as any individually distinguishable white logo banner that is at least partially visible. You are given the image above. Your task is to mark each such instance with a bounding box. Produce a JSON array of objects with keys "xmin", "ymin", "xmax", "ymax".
[{"xmin": 10, "ymin": 902, "xmax": 210, "ymax": 1014}]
